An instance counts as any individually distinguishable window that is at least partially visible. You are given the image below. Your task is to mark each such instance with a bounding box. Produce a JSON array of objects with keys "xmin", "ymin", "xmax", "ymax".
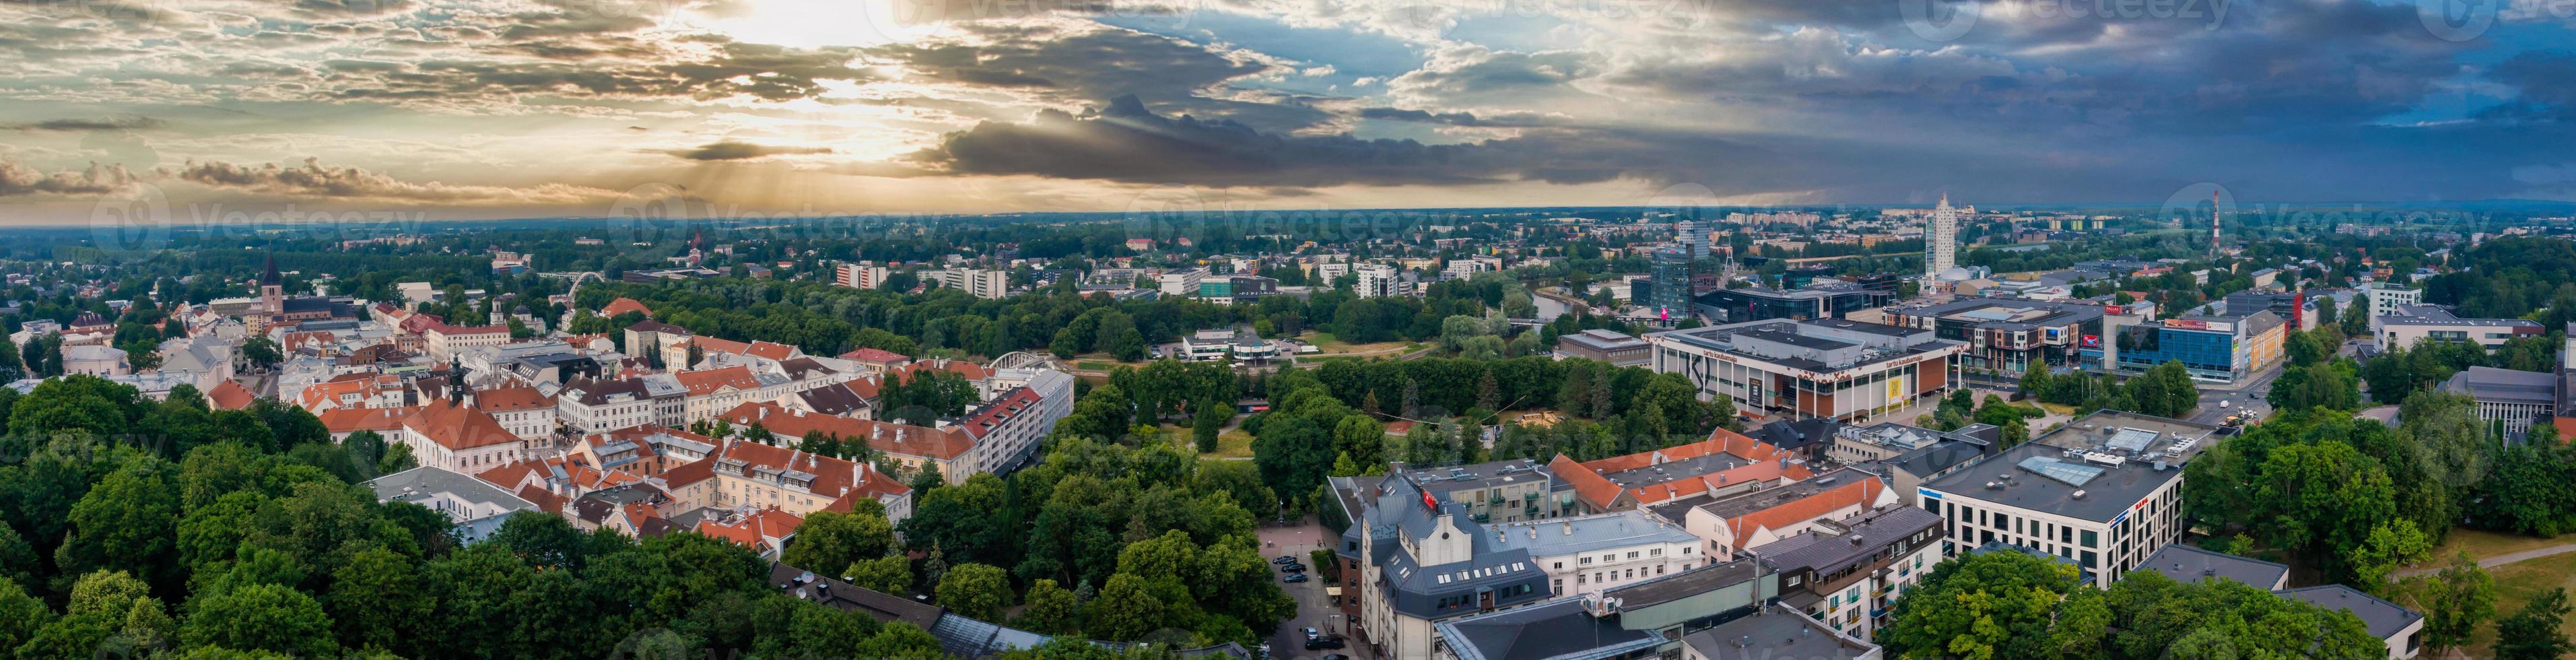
[{"xmin": 1627, "ymin": 551, "xmax": 1639, "ymax": 560}]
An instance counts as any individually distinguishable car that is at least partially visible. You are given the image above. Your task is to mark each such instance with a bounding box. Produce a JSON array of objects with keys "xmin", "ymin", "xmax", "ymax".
[
  {"xmin": 1282, "ymin": 573, "xmax": 1308, "ymax": 583},
  {"xmin": 1306, "ymin": 636, "xmax": 1346, "ymax": 651},
  {"xmin": 1273, "ymin": 556, "xmax": 1298, "ymax": 564},
  {"xmin": 1301, "ymin": 627, "xmax": 1320, "ymax": 640},
  {"xmin": 1279, "ymin": 564, "xmax": 1306, "ymax": 572},
  {"xmin": 1320, "ymin": 655, "xmax": 1349, "ymax": 660}
]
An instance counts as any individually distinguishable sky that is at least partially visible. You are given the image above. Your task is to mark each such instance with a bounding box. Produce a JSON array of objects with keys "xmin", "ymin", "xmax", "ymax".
[{"xmin": 0, "ymin": 0, "xmax": 2571, "ymax": 224}]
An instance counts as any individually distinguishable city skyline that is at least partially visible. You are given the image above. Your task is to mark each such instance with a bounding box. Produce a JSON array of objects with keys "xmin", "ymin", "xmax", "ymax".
[{"xmin": 0, "ymin": 0, "xmax": 2571, "ymax": 224}]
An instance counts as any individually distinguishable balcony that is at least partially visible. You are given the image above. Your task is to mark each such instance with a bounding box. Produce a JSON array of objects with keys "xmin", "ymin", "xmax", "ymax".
[{"xmin": 1489, "ymin": 495, "xmax": 1508, "ymax": 506}]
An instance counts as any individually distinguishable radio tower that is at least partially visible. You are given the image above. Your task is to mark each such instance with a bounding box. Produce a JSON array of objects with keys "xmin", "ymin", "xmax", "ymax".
[{"xmin": 2208, "ymin": 191, "xmax": 2221, "ymax": 258}]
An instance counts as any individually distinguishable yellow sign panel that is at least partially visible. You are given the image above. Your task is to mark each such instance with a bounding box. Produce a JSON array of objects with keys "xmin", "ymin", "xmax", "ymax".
[{"xmin": 1885, "ymin": 376, "xmax": 1904, "ymax": 402}]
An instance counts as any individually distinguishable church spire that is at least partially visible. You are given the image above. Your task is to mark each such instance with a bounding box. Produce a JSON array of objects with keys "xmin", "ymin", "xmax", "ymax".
[
  {"xmin": 448, "ymin": 356, "xmax": 474, "ymax": 407},
  {"xmin": 259, "ymin": 254, "xmax": 281, "ymax": 286}
]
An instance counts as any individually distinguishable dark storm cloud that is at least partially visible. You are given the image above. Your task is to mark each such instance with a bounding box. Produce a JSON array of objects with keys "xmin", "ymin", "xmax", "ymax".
[
  {"xmin": 869, "ymin": 24, "xmax": 1332, "ymax": 133},
  {"xmin": 318, "ymin": 41, "xmax": 877, "ymax": 102},
  {"xmin": 2481, "ymin": 50, "xmax": 2576, "ymax": 123},
  {"xmin": 667, "ymin": 141, "xmax": 833, "ymax": 161},
  {"xmin": 6, "ymin": 115, "xmax": 162, "ymax": 131},
  {"xmin": 920, "ymin": 95, "xmax": 1498, "ymax": 187}
]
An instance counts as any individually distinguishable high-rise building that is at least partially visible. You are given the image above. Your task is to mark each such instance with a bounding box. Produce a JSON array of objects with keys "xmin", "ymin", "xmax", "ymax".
[
  {"xmin": 1353, "ymin": 263, "xmax": 1399, "ymax": 298},
  {"xmin": 1649, "ymin": 249, "xmax": 1694, "ymax": 321},
  {"xmin": 1676, "ymin": 218, "xmax": 1707, "ymax": 260},
  {"xmin": 1924, "ymin": 193, "xmax": 1958, "ymax": 279}
]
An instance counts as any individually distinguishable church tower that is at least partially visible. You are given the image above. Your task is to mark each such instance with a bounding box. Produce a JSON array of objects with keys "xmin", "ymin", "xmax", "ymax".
[
  {"xmin": 259, "ymin": 255, "xmax": 283, "ymax": 317},
  {"xmin": 448, "ymin": 356, "xmax": 475, "ymax": 408}
]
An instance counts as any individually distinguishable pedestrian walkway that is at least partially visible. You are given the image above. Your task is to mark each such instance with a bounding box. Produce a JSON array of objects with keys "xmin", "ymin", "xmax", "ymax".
[{"xmin": 2391, "ymin": 542, "xmax": 2576, "ymax": 579}]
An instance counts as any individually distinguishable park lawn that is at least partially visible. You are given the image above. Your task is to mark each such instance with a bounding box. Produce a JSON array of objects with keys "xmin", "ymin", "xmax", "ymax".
[
  {"xmin": 2037, "ymin": 402, "xmax": 2078, "ymax": 416},
  {"xmin": 2461, "ymin": 550, "xmax": 2576, "ymax": 657},
  {"xmin": 1075, "ymin": 361, "xmax": 1117, "ymax": 371},
  {"xmin": 1166, "ymin": 426, "xmax": 1255, "ymax": 459},
  {"xmin": 1298, "ymin": 331, "xmax": 1411, "ymax": 355},
  {"xmin": 2425, "ymin": 529, "xmax": 2576, "ymax": 564}
]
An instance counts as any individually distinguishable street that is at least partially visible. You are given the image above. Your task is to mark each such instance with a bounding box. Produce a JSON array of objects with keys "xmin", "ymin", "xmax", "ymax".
[
  {"xmin": 1257, "ymin": 517, "xmax": 1366, "ymax": 660},
  {"xmin": 2185, "ymin": 363, "xmax": 2282, "ymax": 426}
]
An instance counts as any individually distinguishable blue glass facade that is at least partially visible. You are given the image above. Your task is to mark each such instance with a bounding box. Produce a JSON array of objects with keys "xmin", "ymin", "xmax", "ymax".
[{"xmin": 2113, "ymin": 327, "xmax": 2237, "ymax": 379}]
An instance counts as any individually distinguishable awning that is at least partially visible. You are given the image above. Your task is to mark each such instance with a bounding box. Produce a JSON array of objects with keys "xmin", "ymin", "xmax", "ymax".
[{"xmin": 1325, "ymin": 587, "xmax": 1343, "ymax": 597}]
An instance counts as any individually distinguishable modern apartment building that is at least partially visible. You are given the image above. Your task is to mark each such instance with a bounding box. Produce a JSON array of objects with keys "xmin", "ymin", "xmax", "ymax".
[
  {"xmin": 1648, "ymin": 319, "xmax": 1967, "ymax": 422},
  {"xmin": 1880, "ymin": 297, "xmax": 2104, "ymax": 373},
  {"xmin": 1699, "ymin": 282, "xmax": 1895, "ymax": 324},
  {"xmin": 1747, "ymin": 504, "xmax": 1946, "ymax": 640},
  {"xmin": 2377, "ymin": 304, "xmax": 2544, "ymax": 351},
  {"xmin": 1917, "ymin": 410, "xmax": 2220, "ymax": 585}
]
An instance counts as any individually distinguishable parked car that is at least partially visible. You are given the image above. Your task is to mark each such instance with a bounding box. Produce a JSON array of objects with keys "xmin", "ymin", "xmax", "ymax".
[
  {"xmin": 1282, "ymin": 573, "xmax": 1308, "ymax": 583},
  {"xmin": 1273, "ymin": 556, "xmax": 1298, "ymax": 564},
  {"xmin": 1279, "ymin": 564, "xmax": 1306, "ymax": 573},
  {"xmin": 1301, "ymin": 627, "xmax": 1320, "ymax": 640},
  {"xmin": 1320, "ymin": 655, "xmax": 1349, "ymax": 660},
  {"xmin": 1306, "ymin": 636, "xmax": 1346, "ymax": 651}
]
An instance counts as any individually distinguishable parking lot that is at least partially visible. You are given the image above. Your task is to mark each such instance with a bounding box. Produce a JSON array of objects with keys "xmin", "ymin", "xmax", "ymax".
[{"xmin": 1257, "ymin": 517, "xmax": 1367, "ymax": 660}]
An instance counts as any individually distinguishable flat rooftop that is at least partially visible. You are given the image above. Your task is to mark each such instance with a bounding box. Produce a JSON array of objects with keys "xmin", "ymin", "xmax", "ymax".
[
  {"xmin": 1924, "ymin": 410, "xmax": 2220, "ymax": 523},
  {"xmin": 1597, "ymin": 453, "xmax": 1751, "ymax": 490},
  {"xmin": 1393, "ymin": 459, "xmax": 1554, "ymax": 494},
  {"xmin": 2383, "ymin": 304, "xmax": 2544, "ymax": 328}
]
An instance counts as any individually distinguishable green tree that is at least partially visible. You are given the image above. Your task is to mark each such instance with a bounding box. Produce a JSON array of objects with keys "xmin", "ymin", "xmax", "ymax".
[
  {"xmin": 2354, "ymin": 520, "xmax": 2433, "ymax": 592},
  {"xmin": 239, "ymin": 337, "xmax": 281, "ymax": 370},
  {"xmin": 0, "ymin": 580, "xmax": 48, "ymax": 655},
  {"xmin": 1017, "ymin": 579, "xmax": 1081, "ymax": 634},
  {"xmin": 782, "ymin": 510, "xmax": 897, "ymax": 578},
  {"xmin": 1192, "ymin": 401, "xmax": 1227, "ymax": 455},
  {"xmin": 848, "ymin": 555, "xmax": 914, "ymax": 595},
  {"xmin": 1880, "ymin": 550, "xmax": 2075, "ymax": 660},
  {"xmin": 57, "ymin": 456, "xmax": 181, "ymax": 591},
  {"xmin": 2496, "ymin": 587, "xmax": 2575, "ymax": 660},
  {"xmin": 2402, "ymin": 552, "xmax": 2496, "ymax": 656},
  {"xmin": 935, "ymin": 562, "xmax": 1012, "ymax": 621},
  {"xmin": 326, "ymin": 546, "xmax": 430, "ymax": 654},
  {"xmin": 1085, "ymin": 574, "xmax": 1165, "ymax": 641}
]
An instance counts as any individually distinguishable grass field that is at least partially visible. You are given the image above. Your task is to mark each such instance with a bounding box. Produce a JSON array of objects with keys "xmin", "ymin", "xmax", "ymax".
[
  {"xmin": 1163, "ymin": 426, "xmax": 1254, "ymax": 459},
  {"xmin": 2462, "ymin": 550, "xmax": 2576, "ymax": 656},
  {"xmin": 1296, "ymin": 331, "xmax": 1413, "ymax": 355},
  {"xmin": 2426, "ymin": 529, "xmax": 2576, "ymax": 565}
]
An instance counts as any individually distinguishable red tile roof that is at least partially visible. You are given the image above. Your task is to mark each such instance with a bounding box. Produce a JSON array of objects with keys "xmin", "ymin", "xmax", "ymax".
[
  {"xmin": 206, "ymin": 380, "xmax": 257, "ymax": 410},
  {"xmin": 318, "ymin": 405, "xmax": 415, "ymax": 435},
  {"xmin": 601, "ymin": 297, "xmax": 652, "ymax": 319},
  {"xmin": 745, "ymin": 341, "xmax": 800, "ymax": 361},
  {"xmin": 400, "ymin": 399, "xmax": 519, "ymax": 451},
  {"xmin": 1725, "ymin": 478, "xmax": 1885, "ymax": 543},
  {"xmin": 675, "ymin": 366, "xmax": 761, "ymax": 397},
  {"xmin": 697, "ymin": 508, "xmax": 804, "ymax": 554},
  {"xmin": 838, "ymin": 348, "xmax": 910, "ymax": 364},
  {"xmin": 474, "ymin": 385, "xmax": 554, "ymax": 411},
  {"xmin": 1557, "ymin": 428, "xmax": 1804, "ymax": 510},
  {"xmin": 718, "ymin": 402, "xmax": 973, "ymax": 460}
]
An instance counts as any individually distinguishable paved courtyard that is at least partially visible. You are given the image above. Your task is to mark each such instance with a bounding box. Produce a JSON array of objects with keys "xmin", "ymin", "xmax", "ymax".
[{"xmin": 1256, "ymin": 517, "xmax": 1368, "ymax": 660}]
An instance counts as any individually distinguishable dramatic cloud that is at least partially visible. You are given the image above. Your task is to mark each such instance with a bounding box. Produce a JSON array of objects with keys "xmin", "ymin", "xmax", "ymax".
[
  {"xmin": 0, "ymin": 160, "xmax": 140, "ymax": 196},
  {"xmin": 5, "ymin": 116, "xmax": 162, "ymax": 131},
  {"xmin": 667, "ymin": 141, "xmax": 833, "ymax": 160},
  {"xmin": 0, "ymin": 0, "xmax": 2564, "ymax": 221},
  {"xmin": 920, "ymin": 95, "xmax": 1497, "ymax": 187},
  {"xmin": 170, "ymin": 158, "xmax": 618, "ymax": 204}
]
